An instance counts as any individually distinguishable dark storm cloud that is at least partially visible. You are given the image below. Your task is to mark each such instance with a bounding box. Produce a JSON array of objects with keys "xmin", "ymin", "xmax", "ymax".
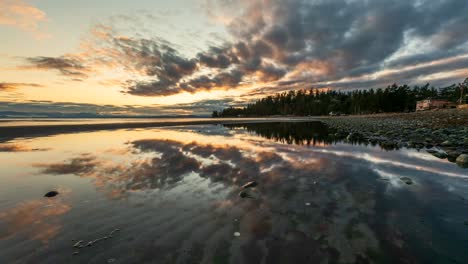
[
  {"xmin": 187, "ymin": 70, "xmax": 244, "ymax": 89},
  {"xmin": 23, "ymin": 56, "xmax": 88, "ymax": 77},
  {"xmin": 106, "ymin": 36, "xmax": 199, "ymax": 96},
  {"xmin": 125, "ymin": 78, "xmax": 179, "ymax": 97},
  {"xmin": 258, "ymin": 64, "xmax": 287, "ymax": 82},
  {"xmin": 218, "ymin": 0, "xmax": 468, "ymax": 88},
  {"xmin": 197, "ymin": 46, "xmax": 233, "ymax": 69},
  {"xmin": 0, "ymin": 82, "xmax": 42, "ymax": 91},
  {"xmin": 264, "ymin": 26, "xmax": 289, "ymax": 49},
  {"xmin": 315, "ymin": 55, "xmax": 468, "ymax": 90},
  {"xmin": 19, "ymin": 0, "xmax": 468, "ymax": 97}
]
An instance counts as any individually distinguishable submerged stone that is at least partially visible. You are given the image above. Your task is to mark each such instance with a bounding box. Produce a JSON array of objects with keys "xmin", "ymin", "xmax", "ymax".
[
  {"xmin": 239, "ymin": 191, "xmax": 248, "ymax": 198},
  {"xmin": 400, "ymin": 177, "xmax": 413, "ymax": 185},
  {"xmin": 44, "ymin": 191, "xmax": 59, "ymax": 198},
  {"xmin": 432, "ymin": 151, "xmax": 448, "ymax": 159},
  {"xmin": 447, "ymin": 151, "xmax": 461, "ymax": 162}
]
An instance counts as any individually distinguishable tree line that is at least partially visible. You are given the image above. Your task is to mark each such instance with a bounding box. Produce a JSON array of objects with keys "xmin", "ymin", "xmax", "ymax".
[{"xmin": 213, "ymin": 80, "xmax": 467, "ymax": 117}]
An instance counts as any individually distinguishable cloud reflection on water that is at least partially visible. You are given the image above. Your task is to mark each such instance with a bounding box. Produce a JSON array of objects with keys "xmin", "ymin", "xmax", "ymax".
[
  {"xmin": 0, "ymin": 195, "xmax": 71, "ymax": 243},
  {"xmin": 1, "ymin": 122, "xmax": 467, "ymax": 263}
]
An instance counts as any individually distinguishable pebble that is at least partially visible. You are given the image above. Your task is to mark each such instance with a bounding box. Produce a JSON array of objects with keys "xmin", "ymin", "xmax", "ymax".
[
  {"xmin": 305, "ymin": 202, "xmax": 311, "ymax": 206},
  {"xmin": 241, "ymin": 181, "xmax": 258, "ymax": 189},
  {"xmin": 234, "ymin": 232, "xmax": 241, "ymax": 237},
  {"xmin": 73, "ymin": 240, "xmax": 84, "ymax": 248},
  {"xmin": 44, "ymin": 191, "xmax": 59, "ymax": 198}
]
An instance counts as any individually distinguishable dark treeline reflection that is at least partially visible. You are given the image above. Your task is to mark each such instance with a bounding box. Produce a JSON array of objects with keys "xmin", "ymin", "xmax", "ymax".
[
  {"xmin": 224, "ymin": 122, "xmax": 333, "ymax": 146},
  {"xmin": 224, "ymin": 122, "xmax": 357, "ymax": 147}
]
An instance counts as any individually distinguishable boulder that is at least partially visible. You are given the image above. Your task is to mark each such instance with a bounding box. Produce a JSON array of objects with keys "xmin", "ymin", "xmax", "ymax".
[{"xmin": 456, "ymin": 154, "xmax": 468, "ymax": 168}]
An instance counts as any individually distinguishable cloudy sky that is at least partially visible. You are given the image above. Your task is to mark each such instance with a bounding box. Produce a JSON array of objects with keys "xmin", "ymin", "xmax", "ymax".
[{"xmin": 1, "ymin": 0, "xmax": 468, "ymax": 116}]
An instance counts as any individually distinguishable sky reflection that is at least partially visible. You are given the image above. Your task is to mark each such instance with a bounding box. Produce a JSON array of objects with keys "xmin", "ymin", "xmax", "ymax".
[{"xmin": 0, "ymin": 122, "xmax": 467, "ymax": 263}]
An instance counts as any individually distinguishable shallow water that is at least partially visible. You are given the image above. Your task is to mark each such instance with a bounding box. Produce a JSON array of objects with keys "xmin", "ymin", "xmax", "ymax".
[{"xmin": 0, "ymin": 122, "xmax": 467, "ymax": 264}]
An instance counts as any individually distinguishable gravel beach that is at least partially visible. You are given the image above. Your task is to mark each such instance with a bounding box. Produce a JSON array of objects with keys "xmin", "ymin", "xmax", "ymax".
[{"xmin": 318, "ymin": 109, "xmax": 468, "ymax": 167}]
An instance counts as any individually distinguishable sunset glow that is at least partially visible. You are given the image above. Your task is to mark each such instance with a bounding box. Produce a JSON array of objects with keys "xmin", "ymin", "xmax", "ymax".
[{"xmin": 2, "ymin": 0, "xmax": 468, "ymax": 115}]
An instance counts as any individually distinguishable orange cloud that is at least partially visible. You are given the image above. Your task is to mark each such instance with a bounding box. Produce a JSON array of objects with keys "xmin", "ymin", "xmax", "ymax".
[{"xmin": 0, "ymin": 0, "xmax": 49, "ymax": 38}]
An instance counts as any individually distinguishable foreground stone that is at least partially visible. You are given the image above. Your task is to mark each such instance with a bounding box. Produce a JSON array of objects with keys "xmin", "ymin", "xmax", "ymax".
[
  {"xmin": 44, "ymin": 191, "xmax": 59, "ymax": 198},
  {"xmin": 456, "ymin": 154, "xmax": 468, "ymax": 168}
]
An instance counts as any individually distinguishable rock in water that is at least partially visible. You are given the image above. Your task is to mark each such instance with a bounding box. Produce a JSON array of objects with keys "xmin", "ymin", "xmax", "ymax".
[
  {"xmin": 400, "ymin": 177, "xmax": 413, "ymax": 185},
  {"xmin": 432, "ymin": 151, "xmax": 448, "ymax": 159},
  {"xmin": 447, "ymin": 151, "xmax": 461, "ymax": 162},
  {"xmin": 44, "ymin": 191, "xmax": 59, "ymax": 198},
  {"xmin": 239, "ymin": 191, "xmax": 249, "ymax": 198},
  {"xmin": 241, "ymin": 181, "xmax": 258, "ymax": 189},
  {"xmin": 456, "ymin": 154, "xmax": 468, "ymax": 168}
]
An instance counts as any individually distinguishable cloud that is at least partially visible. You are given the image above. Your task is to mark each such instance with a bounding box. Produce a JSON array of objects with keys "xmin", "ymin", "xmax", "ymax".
[
  {"xmin": 0, "ymin": 82, "xmax": 42, "ymax": 91},
  {"xmin": 22, "ymin": 56, "xmax": 89, "ymax": 77},
  {"xmin": 0, "ymin": 0, "xmax": 49, "ymax": 38},
  {"xmin": 0, "ymin": 98, "xmax": 234, "ymax": 116},
  {"xmin": 16, "ymin": 0, "xmax": 468, "ymax": 98}
]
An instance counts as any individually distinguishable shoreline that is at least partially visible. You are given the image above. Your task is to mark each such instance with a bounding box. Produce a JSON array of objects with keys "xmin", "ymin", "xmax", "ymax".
[
  {"xmin": 0, "ymin": 117, "xmax": 316, "ymax": 142},
  {"xmin": 1, "ymin": 110, "xmax": 467, "ymax": 167},
  {"xmin": 317, "ymin": 109, "xmax": 468, "ymax": 167}
]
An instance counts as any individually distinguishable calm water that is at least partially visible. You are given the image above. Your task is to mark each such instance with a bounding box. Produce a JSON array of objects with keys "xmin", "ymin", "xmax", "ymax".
[
  {"xmin": 0, "ymin": 122, "xmax": 467, "ymax": 264},
  {"xmin": 0, "ymin": 117, "xmax": 310, "ymax": 127}
]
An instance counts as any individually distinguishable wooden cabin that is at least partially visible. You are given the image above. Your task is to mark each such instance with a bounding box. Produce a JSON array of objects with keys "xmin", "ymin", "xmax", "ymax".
[{"xmin": 416, "ymin": 99, "xmax": 456, "ymax": 111}]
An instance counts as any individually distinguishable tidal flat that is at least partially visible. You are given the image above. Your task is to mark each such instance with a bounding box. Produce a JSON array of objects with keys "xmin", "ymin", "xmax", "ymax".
[{"xmin": 0, "ymin": 121, "xmax": 467, "ymax": 263}]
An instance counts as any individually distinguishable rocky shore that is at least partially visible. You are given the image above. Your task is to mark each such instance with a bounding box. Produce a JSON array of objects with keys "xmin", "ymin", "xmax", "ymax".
[{"xmin": 318, "ymin": 109, "xmax": 468, "ymax": 168}]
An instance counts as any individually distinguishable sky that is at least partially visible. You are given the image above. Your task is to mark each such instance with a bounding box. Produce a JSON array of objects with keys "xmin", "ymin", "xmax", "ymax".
[{"xmin": 1, "ymin": 0, "xmax": 468, "ymax": 116}]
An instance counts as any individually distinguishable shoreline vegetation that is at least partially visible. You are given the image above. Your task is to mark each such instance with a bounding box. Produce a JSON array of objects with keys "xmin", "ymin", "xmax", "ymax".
[
  {"xmin": 213, "ymin": 82, "xmax": 467, "ymax": 118},
  {"xmin": 211, "ymin": 81, "xmax": 468, "ymax": 167}
]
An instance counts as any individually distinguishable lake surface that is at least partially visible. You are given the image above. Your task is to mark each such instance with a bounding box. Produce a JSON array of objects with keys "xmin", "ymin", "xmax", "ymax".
[{"xmin": 0, "ymin": 121, "xmax": 467, "ymax": 264}]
